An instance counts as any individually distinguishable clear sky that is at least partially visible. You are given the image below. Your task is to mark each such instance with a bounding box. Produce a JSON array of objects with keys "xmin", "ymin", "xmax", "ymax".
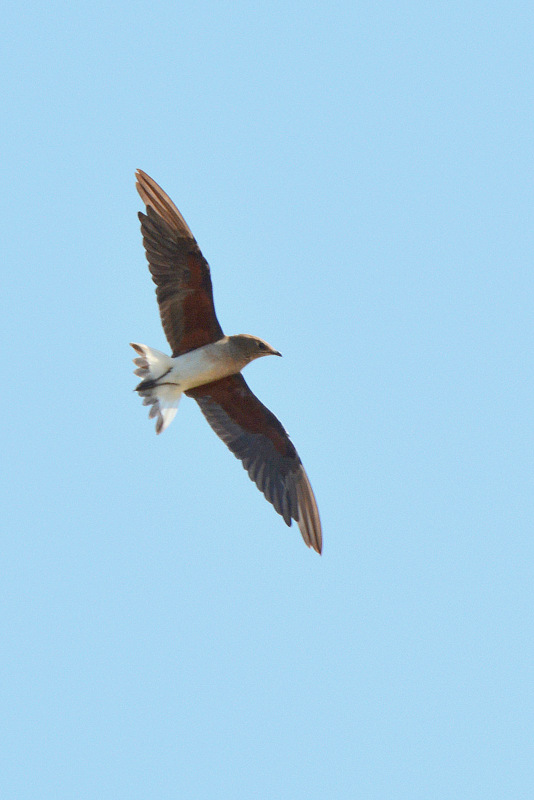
[{"xmin": 2, "ymin": 1, "xmax": 533, "ymax": 797}]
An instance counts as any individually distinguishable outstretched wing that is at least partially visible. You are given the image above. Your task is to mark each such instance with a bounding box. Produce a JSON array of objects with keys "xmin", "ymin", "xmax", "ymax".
[
  {"xmin": 136, "ymin": 170, "xmax": 224, "ymax": 356},
  {"xmin": 186, "ymin": 374, "xmax": 322, "ymax": 553}
]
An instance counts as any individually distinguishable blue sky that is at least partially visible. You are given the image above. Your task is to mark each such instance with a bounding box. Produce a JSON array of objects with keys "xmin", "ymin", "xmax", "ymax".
[{"xmin": 2, "ymin": 1, "xmax": 533, "ymax": 797}]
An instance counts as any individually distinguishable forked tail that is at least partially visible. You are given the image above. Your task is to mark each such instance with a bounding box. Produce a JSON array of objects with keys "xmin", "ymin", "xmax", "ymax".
[{"xmin": 130, "ymin": 343, "xmax": 181, "ymax": 434}]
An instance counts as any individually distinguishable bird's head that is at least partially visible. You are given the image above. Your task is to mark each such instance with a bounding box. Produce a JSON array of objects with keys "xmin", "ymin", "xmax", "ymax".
[{"xmin": 229, "ymin": 334, "xmax": 282, "ymax": 366}]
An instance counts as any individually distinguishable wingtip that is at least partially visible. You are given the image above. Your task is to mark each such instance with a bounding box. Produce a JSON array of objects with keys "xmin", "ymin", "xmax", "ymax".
[
  {"xmin": 308, "ymin": 535, "xmax": 323, "ymax": 555},
  {"xmin": 134, "ymin": 169, "xmax": 145, "ymax": 193},
  {"xmin": 135, "ymin": 169, "xmax": 194, "ymax": 238},
  {"xmin": 296, "ymin": 468, "xmax": 322, "ymax": 555}
]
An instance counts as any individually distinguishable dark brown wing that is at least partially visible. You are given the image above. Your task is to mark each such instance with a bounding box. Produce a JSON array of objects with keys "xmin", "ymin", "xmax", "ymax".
[
  {"xmin": 136, "ymin": 170, "xmax": 224, "ymax": 356},
  {"xmin": 186, "ymin": 374, "xmax": 322, "ymax": 553}
]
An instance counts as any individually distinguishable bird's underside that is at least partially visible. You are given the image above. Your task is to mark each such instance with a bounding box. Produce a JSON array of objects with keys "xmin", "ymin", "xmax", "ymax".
[{"xmin": 132, "ymin": 169, "xmax": 322, "ymax": 554}]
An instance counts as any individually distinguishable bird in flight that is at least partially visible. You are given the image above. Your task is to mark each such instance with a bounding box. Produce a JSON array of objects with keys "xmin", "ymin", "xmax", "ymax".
[{"xmin": 131, "ymin": 170, "xmax": 322, "ymax": 553}]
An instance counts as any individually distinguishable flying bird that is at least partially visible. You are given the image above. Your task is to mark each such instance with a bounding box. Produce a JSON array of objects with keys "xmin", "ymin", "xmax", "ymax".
[{"xmin": 131, "ymin": 170, "xmax": 322, "ymax": 553}]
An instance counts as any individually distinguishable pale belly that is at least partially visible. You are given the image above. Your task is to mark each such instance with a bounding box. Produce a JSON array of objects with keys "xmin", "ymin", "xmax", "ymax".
[{"xmin": 168, "ymin": 341, "xmax": 240, "ymax": 390}]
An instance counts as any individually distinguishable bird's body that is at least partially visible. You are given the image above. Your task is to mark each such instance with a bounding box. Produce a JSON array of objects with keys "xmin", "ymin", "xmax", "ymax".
[
  {"xmin": 131, "ymin": 335, "xmax": 280, "ymax": 433},
  {"xmin": 132, "ymin": 170, "xmax": 322, "ymax": 553}
]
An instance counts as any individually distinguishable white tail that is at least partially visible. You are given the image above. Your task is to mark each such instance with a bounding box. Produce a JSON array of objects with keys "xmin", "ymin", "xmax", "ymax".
[{"xmin": 130, "ymin": 343, "xmax": 181, "ymax": 434}]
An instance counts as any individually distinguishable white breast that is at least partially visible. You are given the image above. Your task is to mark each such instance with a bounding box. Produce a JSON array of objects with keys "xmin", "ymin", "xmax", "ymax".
[{"xmin": 169, "ymin": 339, "xmax": 240, "ymax": 390}]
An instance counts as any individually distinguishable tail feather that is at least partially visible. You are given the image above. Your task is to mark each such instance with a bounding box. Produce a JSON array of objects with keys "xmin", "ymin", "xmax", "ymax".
[
  {"xmin": 130, "ymin": 343, "xmax": 181, "ymax": 434},
  {"xmin": 133, "ymin": 356, "xmax": 149, "ymax": 377}
]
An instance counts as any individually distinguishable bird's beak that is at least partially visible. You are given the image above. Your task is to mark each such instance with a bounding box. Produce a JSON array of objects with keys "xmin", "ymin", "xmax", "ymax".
[{"xmin": 273, "ymin": 350, "xmax": 282, "ymax": 357}]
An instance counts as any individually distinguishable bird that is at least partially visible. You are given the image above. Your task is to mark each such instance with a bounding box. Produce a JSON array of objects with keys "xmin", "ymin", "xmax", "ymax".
[{"xmin": 131, "ymin": 170, "xmax": 322, "ymax": 554}]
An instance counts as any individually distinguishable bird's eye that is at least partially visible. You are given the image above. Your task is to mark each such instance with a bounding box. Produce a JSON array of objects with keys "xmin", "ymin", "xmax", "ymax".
[{"xmin": 258, "ymin": 342, "xmax": 266, "ymax": 350}]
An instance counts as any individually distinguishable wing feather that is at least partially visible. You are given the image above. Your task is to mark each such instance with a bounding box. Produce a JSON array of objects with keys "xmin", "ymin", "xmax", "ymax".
[
  {"xmin": 136, "ymin": 170, "xmax": 224, "ymax": 356},
  {"xmin": 187, "ymin": 374, "xmax": 322, "ymax": 553}
]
